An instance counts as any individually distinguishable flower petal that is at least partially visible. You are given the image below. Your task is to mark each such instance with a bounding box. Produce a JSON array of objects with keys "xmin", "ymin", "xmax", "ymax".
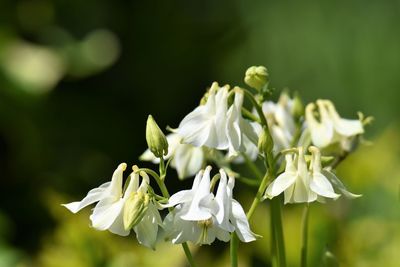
[
  {"xmin": 322, "ymin": 170, "xmax": 362, "ymax": 199},
  {"xmin": 265, "ymin": 172, "xmax": 297, "ymax": 198},
  {"xmin": 62, "ymin": 182, "xmax": 110, "ymax": 213},
  {"xmin": 134, "ymin": 204, "xmax": 161, "ymax": 249},
  {"xmin": 90, "ymin": 197, "xmax": 125, "ymax": 231},
  {"xmin": 310, "ymin": 173, "xmax": 340, "ymax": 199},
  {"xmin": 230, "ymin": 199, "xmax": 256, "ymax": 242}
]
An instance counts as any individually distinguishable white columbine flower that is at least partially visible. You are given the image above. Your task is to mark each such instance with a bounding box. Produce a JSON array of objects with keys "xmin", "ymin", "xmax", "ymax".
[
  {"xmin": 177, "ymin": 83, "xmax": 258, "ymax": 158},
  {"xmin": 62, "ymin": 163, "xmax": 162, "ymax": 249},
  {"xmin": 305, "ymin": 99, "xmax": 364, "ymax": 150},
  {"xmin": 163, "ymin": 166, "xmax": 256, "ymax": 245},
  {"xmin": 264, "ymin": 147, "xmax": 342, "ymax": 204},
  {"xmin": 261, "ymin": 92, "xmax": 298, "ymax": 153},
  {"xmin": 177, "ymin": 82, "xmax": 230, "ymax": 149},
  {"xmin": 226, "ymin": 88, "xmax": 259, "ymax": 158},
  {"xmin": 140, "ymin": 133, "xmax": 204, "ymax": 179}
]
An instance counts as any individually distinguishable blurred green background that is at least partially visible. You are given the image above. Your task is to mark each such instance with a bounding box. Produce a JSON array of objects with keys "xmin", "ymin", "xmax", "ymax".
[{"xmin": 0, "ymin": 0, "xmax": 399, "ymax": 266}]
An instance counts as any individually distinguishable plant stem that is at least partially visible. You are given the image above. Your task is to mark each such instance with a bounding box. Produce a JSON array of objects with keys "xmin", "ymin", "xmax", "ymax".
[
  {"xmin": 181, "ymin": 242, "xmax": 197, "ymax": 267},
  {"xmin": 230, "ymin": 233, "xmax": 239, "ymax": 267},
  {"xmin": 300, "ymin": 204, "xmax": 310, "ymax": 267},
  {"xmin": 271, "ymin": 196, "xmax": 286, "ymax": 267}
]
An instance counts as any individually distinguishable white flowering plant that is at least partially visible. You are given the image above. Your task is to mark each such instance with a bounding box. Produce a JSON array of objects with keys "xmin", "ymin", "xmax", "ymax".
[{"xmin": 62, "ymin": 66, "xmax": 372, "ymax": 267}]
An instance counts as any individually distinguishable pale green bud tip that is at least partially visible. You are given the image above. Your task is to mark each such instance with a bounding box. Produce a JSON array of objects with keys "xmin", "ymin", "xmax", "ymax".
[
  {"xmin": 258, "ymin": 126, "xmax": 274, "ymax": 155},
  {"xmin": 291, "ymin": 92, "xmax": 304, "ymax": 118},
  {"xmin": 123, "ymin": 191, "xmax": 150, "ymax": 230},
  {"xmin": 244, "ymin": 66, "xmax": 268, "ymax": 90},
  {"xmin": 145, "ymin": 115, "xmax": 168, "ymax": 158}
]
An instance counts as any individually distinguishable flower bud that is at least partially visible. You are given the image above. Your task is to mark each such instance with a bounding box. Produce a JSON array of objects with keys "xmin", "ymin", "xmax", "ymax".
[
  {"xmin": 291, "ymin": 92, "xmax": 304, "ymax": 119},
  {"xmin": 244, "ymin": 66, "xmax": 268, "ymax": 91},
  {"xmin": 146, "ymin": 115, "xmax": 168, "ymax": 158},
  {"xmin": 258, "ymin": 126, "xmax": 274, "ymax": 155},
  {"xmin": 123, "ymin": 191, "xmax": 150, "ymax": 230}
]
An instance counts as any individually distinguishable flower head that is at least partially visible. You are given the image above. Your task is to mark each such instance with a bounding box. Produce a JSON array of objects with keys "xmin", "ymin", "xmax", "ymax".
[
  {"xmin": 305, "ymin": 100, "xmax": 364, "ymax": 150},
  {"xmin": 163, "ymin": 167, "xmax": 256, "ymax": 245},
  {"xmin": 264, "ymin": 146, "xmax": 359, "ymax": 204},
  {"xmin": 62, "ymin": 164, "xmax": 162, "ymax": 249}
]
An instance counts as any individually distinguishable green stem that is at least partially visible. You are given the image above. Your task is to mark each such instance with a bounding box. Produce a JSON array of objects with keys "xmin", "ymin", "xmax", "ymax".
[
  {"xmin": 300, "ymin": 204, "xmax": 310, "ymax": 267},
  {"xmin": 182, "ymin": 242, "xmax": 197, "ymax": 267},
  {"xmin": 246, "ymin": 171, "xmax": 270, "ymax": 219},
  {"xmin": 271, "ymin": 197, "xmax": 286, "ymax": 267},
  {"xmin": 241, "ymin": 107, "xmax": 261, "ymax": 123},
  {"xmin": 230, "ymin": 233, "xmax": 239, "ymax": 267}
]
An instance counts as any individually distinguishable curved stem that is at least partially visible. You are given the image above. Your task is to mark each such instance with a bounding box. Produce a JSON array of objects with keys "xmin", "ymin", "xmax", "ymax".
[
  {"xmin": 300, "ymin": 204, "xmax": 310, "ymax": 267},
  {"xmin": 182, "ymin": 242, "xmax": 197, "ymax": 267}
]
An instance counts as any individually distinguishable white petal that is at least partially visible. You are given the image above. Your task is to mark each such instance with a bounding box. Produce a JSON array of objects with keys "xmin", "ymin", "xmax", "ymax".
[
  {"xmin": 305, "ymin": 103, "xmax": 334, "ymax": 148},
  {"xmin": 230, "ymin": 200, "xmax": 256, "ymax": 242},
  {"xmin": 180, "ymin": 167, "xmax": 213, "ymax": 221},
  {"xmin": 215, "ymin": 171, "xmax": 234, "ymax": 232},
  {"xmin": 173, "ymin": 144, "xmax": 204, "ymax": 179},
  {"xmin": 90, "ymin": 197, "xmax": 124, "ymax": 231},
  {"xmin": 134, "ymin": 204, "xmax": 161, "ymax": 249},
  {"xmin": 325, "ymin": 100, "xmax": 364, "ymax": 137},
  {"xmin": 265, "ymin": 172, "xmax": 297, "ymax": 198},
  {"xmin": 62, "ymin": 182, "xmax": 110, "ymax": 213},
  {"xmin": 293, "ymin": 175, "xmax": 311, "ymax": 203},
  {"xmin": 310, "ymin": 173, "xmax": 340, "ymax": 199},
  {"xmin": 163, "ymin": 189, "xmax": 194, "ymax": 208},
  {"xmin": 108, "ymin": 163, "xmax": 126, "ymax": 197},
  {"xmin": 108, "ymin": 208, "xmax": 130, "ymax": 236},
  {"xmin": 322, "ymin": 170, "xmax": 362, "ymax": 199}
]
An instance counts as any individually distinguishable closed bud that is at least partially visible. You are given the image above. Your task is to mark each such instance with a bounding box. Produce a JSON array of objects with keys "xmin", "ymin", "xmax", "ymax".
[
  {"xmin": 258, "ymin": 126, "xmax": 274, "ymax": 155},
  {"xmin": 123, "ymin": 191, "xmax": 150, "ymax": 230},
  {"xmin": 244, "ymin": 66, "xmax": 268, "ymax": 91},
  {"xmin": 146, "ymin": 115, "xmax": 168, "ymax": 158}
]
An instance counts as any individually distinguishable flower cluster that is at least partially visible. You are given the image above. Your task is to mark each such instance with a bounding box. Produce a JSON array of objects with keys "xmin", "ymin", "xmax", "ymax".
[{"xmin": 62, "ymin": 65, "xmax": 369, "ymax": 264}]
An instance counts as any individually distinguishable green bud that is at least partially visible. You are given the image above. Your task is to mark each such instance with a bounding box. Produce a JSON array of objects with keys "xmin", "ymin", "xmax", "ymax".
[
  {"xmin": 146, "ymin": 115, "xmax": 168, "ymax": 158},
  {"xmin": 123, "ymin": 191, "xmax": 150, "ymax": 230},
  {"xmin": 291, "ymin": 92, "xmax": 304, "ymax": 119},
  {"xmin": 244, "ymin": 66, "xmax": 268, "ymax": 91},
  {"xmin": 258, "ymin": 126, "xmax": 274, "ymax": 155}
]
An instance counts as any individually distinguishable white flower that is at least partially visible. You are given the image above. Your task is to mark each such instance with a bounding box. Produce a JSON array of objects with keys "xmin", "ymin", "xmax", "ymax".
[
  {"xmin": 264, "ymin": 147, "xmax": 341, "ymax": 204},
  {"xmin": 177, "ymin": 82, "xmax": 230, "ymax": 149},
  {"xmin": 226, "ymin": 89, "xmax": 259, "ymax": 158},
  {"xmin": 140, "ymin": 133, "xmax": 204, "ymax": 179},
  {"xmin": 305, "ymin": 99, "xmax": 364, "ymax": 149},
  {"xmin": 177, "ymin": 83, "xmax": 258, "ymax": 158},
  {"xmin": 163, "ymin": 167, "xmax": 256, "ymax": 245},
  {"xmin": 62, "ymin": 163, "xmax": 162, "ymax": 249},
  {"xmin": 261, "ymin": 92, "xmax": 297, "ymax": 153}
]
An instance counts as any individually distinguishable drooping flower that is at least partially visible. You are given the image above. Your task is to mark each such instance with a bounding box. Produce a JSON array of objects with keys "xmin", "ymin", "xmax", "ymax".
[
  {"xmin": 261, "ymin": 92, "xmax": 298, "ymax": 153},
  {"xmin": 163, "ymin": 167, "xmax": 256, "ymax": 245},
  {"xmin": 177, "ymin": 82, "xmax": 230, "ymax": 149},
  {"xmin": 62, "ymin": 164, "xmax": 162, "ymax": 249},
  {"xmin": 177, "ymin": 83, "xmax": 258, "ymax": 158},
  {"xmin": 140, "ymin": 132, "xmax": 204, "ymax": 179},
  {"xmin": 264, "ymin": 147, "xmax": 343, "ymax": 204},
  {"xmin": 305, "ymin": 99, "xmax": 364, "ymax": 150},
  {"xmin": 226, "ymin": 88, "xmax": 259, "ymax": 158}
]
